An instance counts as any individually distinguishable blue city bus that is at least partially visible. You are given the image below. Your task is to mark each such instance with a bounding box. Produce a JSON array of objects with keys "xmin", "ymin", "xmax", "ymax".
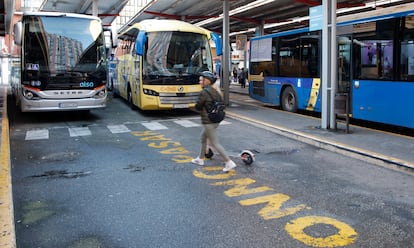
[{"xmin": 248, "ymin": 3, "xmax": 414, "ymax": 129}]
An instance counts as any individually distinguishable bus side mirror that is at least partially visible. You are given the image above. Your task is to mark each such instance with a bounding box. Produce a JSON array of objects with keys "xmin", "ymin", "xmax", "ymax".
[
  {"xmin": 13, "ymin": 21, "xmax": 22, "ymax": 46},
  {"xmin": 135, "ymin": 30, "xmax": 147, "ymax": 56},
  {"xmin": 211, "ymin": 32, "xmax": 222, "ymax": 56}
]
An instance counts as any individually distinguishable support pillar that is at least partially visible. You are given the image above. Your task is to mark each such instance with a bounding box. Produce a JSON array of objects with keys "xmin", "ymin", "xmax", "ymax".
[
  {"xmin": 92, "ymin": 0, "xmax": 99, "ymax": 16},
  {"xmin": 321, "ymin": 0, "xmax": 337, "ymax": 129},
  {"xmin": 222, "ymin": 0, "xmax": 230, "ymax": 106}
]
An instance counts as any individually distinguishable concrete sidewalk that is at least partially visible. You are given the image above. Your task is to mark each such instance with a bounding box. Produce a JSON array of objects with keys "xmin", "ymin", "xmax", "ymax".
[
  {"xmin": 0, "ymin": 86, "xmax": 16, "ymax": 248},
  {"xmin": 228, "ymin": 82, "xmax": 414, "ymax": 172}
]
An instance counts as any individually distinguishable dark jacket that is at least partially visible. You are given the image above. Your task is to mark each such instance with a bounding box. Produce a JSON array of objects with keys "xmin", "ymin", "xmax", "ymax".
[{"xmin": 195, "ymin": 86, "xmax": 222, "ymax": 124}]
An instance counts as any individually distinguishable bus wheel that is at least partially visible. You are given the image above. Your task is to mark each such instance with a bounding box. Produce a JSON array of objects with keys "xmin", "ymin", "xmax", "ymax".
[
  {"xmin": 281, "ymin": 87, "xmax": 298, "ymax": 112},
  {"xmin": 128, "ymin": 88, "xmax": 137, "ymax": 110}
]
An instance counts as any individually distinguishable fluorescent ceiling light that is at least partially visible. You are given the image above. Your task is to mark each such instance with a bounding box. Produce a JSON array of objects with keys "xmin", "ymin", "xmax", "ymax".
[
  {"xmin": 228, "ymin": 0, "xmax": 404, "ymax": 36},
  {"xmin": 195, "ymin": 0, "xmax": 276, "ymax": 26}
]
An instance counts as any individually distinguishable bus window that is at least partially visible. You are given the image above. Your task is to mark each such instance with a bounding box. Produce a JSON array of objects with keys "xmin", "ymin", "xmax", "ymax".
[
  {"xmin": 145, "ymin": 31, "xmax": 212, "ymax": 77},
  {"xmin": 278, "ymin": 32, "xmax": 319, "ymax": 78},
  {"xmin": 250, "ymin": 37, "xmax": 277, "ymax": 77},
  {"xmin": 353, "ymin": 19, "xmax": 395, "ymax": 80},
  {"xmin": 338, "ymin": 36, "xmax": 351, "ymax": 93},
  {"xmin": 279, "ymin": 35, "xmax": 300, "ymax": 77},
  {"xmin": 300, "ymin": 33, "xmax": 320, "ymax": 78},
  {"xmin": 400, "ymin": 15, "xmax": 414, "ymax": 81}
]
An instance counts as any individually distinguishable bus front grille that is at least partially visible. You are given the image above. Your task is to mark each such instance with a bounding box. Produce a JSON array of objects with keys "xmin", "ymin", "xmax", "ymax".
[{"xmin": 159, "ymin": 92, "xmax": 199, "ymax": 104}]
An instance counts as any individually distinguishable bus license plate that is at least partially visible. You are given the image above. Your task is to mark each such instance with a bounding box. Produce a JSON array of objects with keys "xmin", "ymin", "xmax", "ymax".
[
  {"xmin": 173, "ymin": 103, "xmax": 189, "ymax": 109},
  {"xmin": 59, "ymin": 102, "xmax": 78, "ymax": 108}
]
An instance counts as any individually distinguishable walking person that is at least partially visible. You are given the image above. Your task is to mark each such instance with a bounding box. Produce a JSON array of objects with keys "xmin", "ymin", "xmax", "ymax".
[
  {"xmin": 198, "ymin": 75, "xmax": 215, "ymax": 159},
  {"xmin": 233, "ymin": 67, "xmax": 238, "ymax": 82},
  {"xmin": 239, "ymin": 68, "xmax": 246, "ymax": 88},
  {"xmin": 192, "ymin": 71, "xmax": 237, "ymax": 172}
]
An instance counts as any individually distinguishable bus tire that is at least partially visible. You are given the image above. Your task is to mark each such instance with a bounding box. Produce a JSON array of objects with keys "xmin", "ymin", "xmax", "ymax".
[
  {"xmin": 281, "ymin": 87, "xmax": 298, "ymax": 112},
  {"xmin": 128, "ymin": 87, "xmax": 137, "ymax": 110}
]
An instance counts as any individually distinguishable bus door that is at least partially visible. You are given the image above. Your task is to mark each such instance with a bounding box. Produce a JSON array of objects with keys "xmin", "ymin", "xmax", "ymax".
[
  {"xmin": 337, "ymin": 36, "xmax": 352, "ymax": 117},
  {"xmin": 338, "ymin": 36, "xmax": 351, "ymax": 94},
  {"xmin": 132, "ymin": 42, "xmax": 141, "ymax": 107}
]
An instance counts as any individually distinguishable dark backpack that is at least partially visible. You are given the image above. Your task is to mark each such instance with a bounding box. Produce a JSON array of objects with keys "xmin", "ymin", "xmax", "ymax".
[{"xmin": 205, "ymin": 89, "xmax": 226, "ymax": 123}]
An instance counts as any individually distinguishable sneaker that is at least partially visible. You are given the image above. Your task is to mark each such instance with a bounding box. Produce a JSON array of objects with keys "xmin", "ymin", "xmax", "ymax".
[
  {"xmin": 191, "ymin": 157, "xmax": 204, "ymax": 166},
  {"xmin": 223, "ymin": 160, "xmax": 237, "ymax": 172}
]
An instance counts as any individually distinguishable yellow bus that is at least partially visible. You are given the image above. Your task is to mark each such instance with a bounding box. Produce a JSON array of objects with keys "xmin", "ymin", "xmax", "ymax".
[{"xmin": 112, "ymin": 19, "xmax": 222, "ymax": 110}]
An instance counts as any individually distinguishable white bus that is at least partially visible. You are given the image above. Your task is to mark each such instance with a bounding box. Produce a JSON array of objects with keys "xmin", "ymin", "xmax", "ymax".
[{"xmin": 12, "ymin": 12, "xmax": 116, "ymax": 112}]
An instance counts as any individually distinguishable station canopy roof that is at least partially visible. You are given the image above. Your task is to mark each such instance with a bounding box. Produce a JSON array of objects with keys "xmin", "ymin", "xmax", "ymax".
[
  {"xmin": 39, "ymin": 0, "xmax": 129, "ymax": 27},
  {"xmin": 124, "ymin": 0, "xmax": 411, "ymax": 39},
  {"xmin": 38, "ymin": 0, "xmax": 412, "ymax": 40}
]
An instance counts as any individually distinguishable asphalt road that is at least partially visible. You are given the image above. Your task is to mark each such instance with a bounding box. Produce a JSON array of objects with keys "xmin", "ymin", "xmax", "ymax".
[{"xmin": 8, "ymin": 93, "xmax": 414, "ymax": 248}]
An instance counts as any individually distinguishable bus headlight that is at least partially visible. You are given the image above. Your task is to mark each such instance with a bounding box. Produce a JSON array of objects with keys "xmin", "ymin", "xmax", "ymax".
[
  {"xmin": 98, "ymin": 90, "xmax": 106, "ymax": 97},
  {"xmin": 143, "ymin": 88, "xmax": 159, "ymax": 96},
  {"xmin": 94, "ymin": 88, "xmax": 107, "ymax": 98},
  {"xmin": 23, "ymin": 89, "xmax": 39, "ymax": 100}
]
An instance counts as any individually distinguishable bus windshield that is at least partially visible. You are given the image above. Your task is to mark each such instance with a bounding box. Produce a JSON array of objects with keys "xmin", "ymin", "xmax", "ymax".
[
  {"xmin": 144, "ymin": 31, "xmax": 212, "ymax": 80},
  {"xmin": 23, "ymin": 15, "xmax": 106, "ymax": 90}
]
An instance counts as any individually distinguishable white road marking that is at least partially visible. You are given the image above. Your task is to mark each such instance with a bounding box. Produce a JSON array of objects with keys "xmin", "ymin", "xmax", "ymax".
[
  {"xmin": 174, "ymin": 120, "xmax": 200, "ymax": 127},
  {"xmin": 68, "ymin": 127, "xmax": 91, "ymax": 137},
  {"xmin": 25, "ymin": 129, "xmax": 49, "ymax": 140},
  {"xmin": 141, "ymin": 122, "xmax": 168, "ymax": 130},
  {"xmin": 220, "ymin": 120, "xmax": 231, "ymax": 125},
  {"xmin": 107, "ymin": 124, "xmax": 130, "ymax": 133},
  {"xmin": 21, "ymin": 118, "xmax": 232, "ymax": 140}
]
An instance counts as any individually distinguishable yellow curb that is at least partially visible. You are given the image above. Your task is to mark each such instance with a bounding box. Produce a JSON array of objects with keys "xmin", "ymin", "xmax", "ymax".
[{"xmin": 0, "ymin": 87, "xmax": 16, "ymax": 248}]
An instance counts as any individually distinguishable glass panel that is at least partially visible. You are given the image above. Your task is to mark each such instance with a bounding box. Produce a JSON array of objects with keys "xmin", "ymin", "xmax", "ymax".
[
  {"xmin": 353, "ymin": 19, "xmax": 395, "ymax": 80},
  {"xmin": 300, "ymin": 32, "xmax": 319, "ymax": 78},
  {"xmin": 279, "ymin": 34, "xmax": 301, "ymax": 77},
  {"xmin": 144, "ymin": 31, "xmax": 212, "ymax": 78},
  {"xmin": 249, "ymin": 37, "xmax": 277, "ymax": 77},
  {"xmin": 400, "ymin": 15, "xmax": 414, "ymax": 81},
  {"xmin": 338, "ymin": 36, "xmax": 351, "ymax": 93}
]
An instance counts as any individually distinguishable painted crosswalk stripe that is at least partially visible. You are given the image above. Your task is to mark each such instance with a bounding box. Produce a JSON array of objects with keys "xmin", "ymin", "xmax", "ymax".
[
  {"xmin": 25, "ymin": 129, "xmax": 49, "ymax": 140},
  {"xmin": 68, "ymin": 127, "xmax": 91, "ymax": 137},
  {"xmin": 141, "ymin": 122, "xmax": 168, "ymax": 130},
  {"xmin": 107, "ymin": 124, "xmax": 130, "ymax": 133},
  {"xmin": 173, "ymin": 120, "xmax": 200, "ymax": 127}
]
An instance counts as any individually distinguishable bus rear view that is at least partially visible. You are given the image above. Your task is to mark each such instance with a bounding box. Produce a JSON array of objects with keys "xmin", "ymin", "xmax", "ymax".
[{"xmin": 13, "ymin": 12, "xmax": 108, "ymax": 112}]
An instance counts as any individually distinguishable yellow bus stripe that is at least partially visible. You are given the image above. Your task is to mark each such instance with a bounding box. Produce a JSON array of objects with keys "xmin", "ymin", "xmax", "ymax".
[{"xmin": 306, "ymin": 78, "xmax": 320, "ymax": 111}]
